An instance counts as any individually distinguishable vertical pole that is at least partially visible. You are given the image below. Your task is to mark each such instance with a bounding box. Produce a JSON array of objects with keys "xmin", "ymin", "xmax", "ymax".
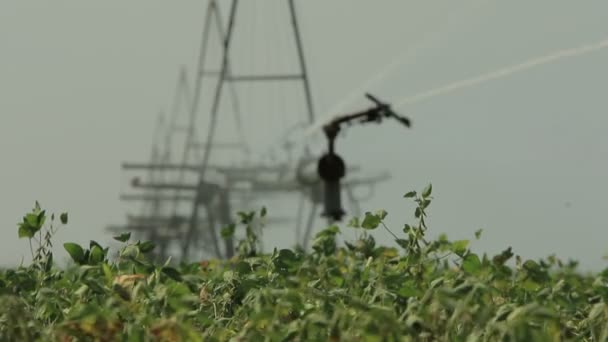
[
  {"xmin": 301, "ymin": 203, "xmax": 318, "ymax": 250},
  {"xmin": 184, "ymin": 0, "xmax": 239, "ymax": 259},
  {"xmin": 288, "ymin": 0, "xmax": 315, "ymax": 124},
  {"xmin": 197, "ymin": 0, "xmax": 239, "ymax": 183},
  {"xmin": 171, "ymin": 0, "xmax": 216, "ymax": 216},
  {"xmin": 212, "ymin": 5, "xmax": 248, "ymax": 154},
  {"xmin": 219, "ymin": 188, "xmax": 234, "ymax": 258},
  {"xmin": 289, "ymin": 0, "xmax": 320, "ymax": 249},
  {"xmin": 294, "ymin": 192, "xmax": 305, "ymax": 244}
]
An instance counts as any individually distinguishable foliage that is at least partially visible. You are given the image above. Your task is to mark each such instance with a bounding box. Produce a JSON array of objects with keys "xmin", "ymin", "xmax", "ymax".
[{"xmin": 2, "ymin": 187, "xmax": 608, "ymax": 341}]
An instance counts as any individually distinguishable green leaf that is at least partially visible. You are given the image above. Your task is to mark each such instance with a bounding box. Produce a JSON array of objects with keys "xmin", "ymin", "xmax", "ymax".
[
  {"xmin": 344, "ymin": 241, "xmax": 356, "ymax": 251},
  {"xmin": 18, "ymin": 222, "xmax": 36, "ymax": 239},
  {"xmin": 347, "ymin": 217, "xmax": 360, "ymax": 228},
  {"xmin": 102, "ymin": 263, "xmax": 113, "ymax": 283},
  {"xmin": 60, "ymin": 212, "xmax": 68, "ymax": 224},
  {"xmin": 361, "ymin": 212, "xmax": 381, "ymax": 230},
  {"xmin": 395, "ymin": 239, "xmax": 409, "ymax": 249},
  {"xmin": 493, "ymin": 247, "xmax": 514, "ymax": 266},
  {"xmin": 462, "ymin": 253, "xmax": 482, "ymax": 274},
  {"xmin": 398, "ymin": 283, "xmax": 420, "ymax": 298},
  {"xmin": 422, "ymin": 184, "xmax": 432, "ymax": 198},
  {"xmin": 44, "ymin": 253, "xmax": 53, "ymax": 272},
  {"xmin": 89, "ymin": 245, "xmax": 104, "ymax": 264},
  {"xmin": 25, "ymin": 213, "xmax": 39, "ymax": 227},
  {"xmin": 221, "ymin": 224, "xmax": 236, "ymax": 239},
  {"xmin": 375, "ymin": 209, "xmax": 388, "ymax": 220},
  {"xmin": 234, "ymin": 261, "xmax": 252, "ymax": 275},
  {"xmin": 403, "ymin": 191, "xmax": 416, "ymax": 198},
  {"xmin": 260, "ymin": 206, "xmax": 267, "ymax": 218},
  {"xmin": 403, "ymin": 224, "xmax": 412, "ymax": 234},
  {"xmin": 138, "ymin": 241, "xmax": 156, "ymax": 253},
  {"xmin": 18, "ymin": 210, "xmax": 45, "ymax": 238},
  {"xmin": 474, "ymin": 229, "xmax": 483, "ymax": 240},
  {"xmin": 161, "ymin": 267, "xmax": 182, "ymax": 281},
  {"xmin": 523, "ymin": 259, "xmax": 540, "ymax": 271},
  {"xmin": 330, "ymin": 276, "xmax": 345, "ymax": 287},
  {"xmin": 113, "ymin": 232, "xmax": 131, "ymax": 243},
  {"xmin": 37, "ymin": 210, "xmax": 46, "ymax": 227},
  {"xmin": 237, "ymin": 211, "xmax": 255, "ymax": 224},
  {"xmin": 64, "ymin": 243, "xmax": 85, "ymax": 264},
  {"xmin": 451, "ymin": 240, "xmax": 469, "ymax": 257},
  {"xmin": 278, "ymin": 248, "xmax": 298, "ymax": 262},
  {"xmin": 89, "ymin": 240, "xmax": 104, "ymax": 250}
]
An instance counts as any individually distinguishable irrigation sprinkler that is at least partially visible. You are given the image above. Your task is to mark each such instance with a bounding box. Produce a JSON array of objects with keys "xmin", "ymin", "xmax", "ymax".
[{"xmin": 318, "ymin": 93, "xmax": 411, "ymax": 222}]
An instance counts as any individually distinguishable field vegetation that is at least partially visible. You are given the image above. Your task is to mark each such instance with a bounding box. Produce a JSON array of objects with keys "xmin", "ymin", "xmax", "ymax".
[{"xmin": 1, "ymin": 185, "xmax": 607, "ymax": 341}]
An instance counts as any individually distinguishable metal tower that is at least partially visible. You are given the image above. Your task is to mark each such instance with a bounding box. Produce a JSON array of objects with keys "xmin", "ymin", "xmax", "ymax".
[{"xmin": 111, "ymin": 0, "xmax": 390, "ymax": 261}]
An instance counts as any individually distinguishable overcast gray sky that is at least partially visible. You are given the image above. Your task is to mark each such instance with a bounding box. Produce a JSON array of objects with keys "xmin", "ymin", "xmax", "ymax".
[{"xmin": 1, "ymin": 1, "xmax": 608, "ymax": 270}]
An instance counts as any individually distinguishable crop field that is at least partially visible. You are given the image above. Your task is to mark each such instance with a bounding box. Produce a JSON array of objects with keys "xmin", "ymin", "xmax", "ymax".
[{"xmin": 1, "ymin": 185, "xmax": 607, "ymax": 341}]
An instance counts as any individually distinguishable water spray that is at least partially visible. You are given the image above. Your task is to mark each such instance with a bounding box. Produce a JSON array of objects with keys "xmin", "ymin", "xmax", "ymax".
[
  {"xmin": 299, "ymin": 36, "xmax": 608, "ymax": 144},
  {"xmin": 394, "ymin": 37, "xmax": 608, "ymax": 108}
]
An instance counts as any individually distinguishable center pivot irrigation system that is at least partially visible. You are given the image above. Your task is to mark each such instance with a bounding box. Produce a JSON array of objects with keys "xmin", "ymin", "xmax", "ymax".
[{"xmin": 108, "ymin": 0, "xmax": 402, "ymax": 262}]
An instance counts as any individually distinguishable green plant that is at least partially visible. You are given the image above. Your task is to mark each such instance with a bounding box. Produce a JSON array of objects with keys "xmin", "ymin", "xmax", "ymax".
[
  {"xmin": 2, "ymin": 185, "xmax": 608, "ymax": 340},
  {"xmin": 17, "ymin": 202, "xmax": 67, "ymax": 273}
]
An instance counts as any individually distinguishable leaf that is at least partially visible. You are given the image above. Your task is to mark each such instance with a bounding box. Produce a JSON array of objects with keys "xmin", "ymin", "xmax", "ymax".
[
  {"xmin": 161, "ymin": 267, "xmax": 183, "ymax": 281},
  {"xmin": 462, "ymin": 253, "xmax": 482, "ymax": 274},
  {"xmin": 36, "ymin": 210, "xmax": 46, "ymax": 228},
  {"xmin": 18, "ymin": 210, "xmax": 44, "ymax": 238},
  {"xmin": 64, "ymin": 243, "xmax": 85, "ymax": 264},
  {"xmin": 403, "ymin": 191, "xmax": 416, "ymax": 198},
  {"xmin": 474, "ymin": 229, "xmax": 483, "ymax": 240},
  {"xmin": 361, "ymin": 212, "xmax": 381, "ymax": 230},
  {"xmin": 138, "ymin": 241, "xmax": 156, "ymax": 253},
  {"xmin": 345, "ymin": 241, "xmax": 356, "ymax": 251},
  {"xmin": 234, "ymin": 261, "xmax": 252, "ymax": 275},
  {"xmin": 422, "ymin": 184, "xmax": 432, "ymax": 198},
  {"xmin": 395, "ymin": 239, "xmax": 409, "ymax": 249},
  {"xmin": 347, "ymin": 217, "xmax": 360, "ymax": 228},
  {"xmin": 102, "ymin": 263, "xmax": 113, "ymax": 283},
  {"xmin": 403, "ymin": 224, "xmax": 412, "ymax": 233},
  {"xmin": 89, "ymin": 245, "xmax": 105, "ymax": 264},
  {"xmin": 18, "ymin": 222, "xmax": 36, "ymax": 239},
  {"xmin": 375, "ymin": 209, "xmax": 388, "ymax": 220},
  {"xmin": 44, "ymin": 253, "xmax": 53, "ymax": 272},
  {"xmin": 398, "ymin": 284, "xmax": 420, "ymax": 298},
  {"xmin": 278, "ymin": 248, "xmax": 298, "ymax": 262},
  {"xmin": 113, "ymin": 283, "xmax": 131, "ymax": 301},
  {"xmin": 260, "ymin": 206, "xmax": 267, "ymax": 218},
  {"xmin": 60, "ymin": 212, "xmax": 68, "ymax": 224},
  {"xmin": 451, "ymin": 240, "xmax": 469, "ymax": 257},
  {"xmin": 25, "ymin": 213, "xmax": 38, "ymax": 227},
  {"xmin": 89, "ymin": 240, "xmax": 103, "ymax": 251},
  {"xmin": 330, "ymin": 276, "xmax": 345, "ymax": 287},
  {"xmin": 221, "ymin": 224, "xmax": 236, "ymax": 239},
  {"xmin": 493, "ymin": 247, "xmax": 514, "ymax": 266},
  {"xmin": 237, "ymin": 211, "xmax": 255, "ymax": 224},
  {"xmin": 113, "ymin": 232, "xmax": 131, "ymax": 243}
]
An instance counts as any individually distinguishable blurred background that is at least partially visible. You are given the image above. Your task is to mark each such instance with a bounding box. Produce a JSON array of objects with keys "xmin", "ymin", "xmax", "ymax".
[{"xmin": 1, "ymin": 1, "xmax": 607, "ymax": 270}]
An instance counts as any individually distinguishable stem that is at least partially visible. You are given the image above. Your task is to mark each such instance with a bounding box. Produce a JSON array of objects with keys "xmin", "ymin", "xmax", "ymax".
[
  {"xmin": 380, "ymin": 222, "xmax": 399, "ymax": 241},
  {"xmin": 28, "ymin": 238, "xmax": 35, "ymax": 260}
]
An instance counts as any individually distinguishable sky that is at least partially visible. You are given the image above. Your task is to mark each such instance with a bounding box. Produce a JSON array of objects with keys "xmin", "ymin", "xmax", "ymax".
[{"xmin": 1, "ymin": 1, "xmax": 608, "ymax": 270}]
